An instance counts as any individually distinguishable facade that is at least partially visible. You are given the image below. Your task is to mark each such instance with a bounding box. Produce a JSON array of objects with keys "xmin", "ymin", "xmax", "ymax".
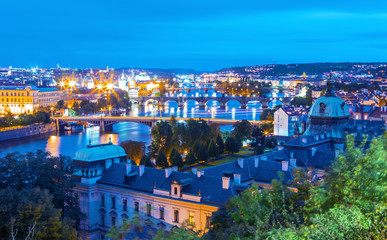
[
  {"xmin": 0, "ymin": 85, "xmax": 38, "ymax": 114},
  {"xmin": 274, "ymin": 107, "xmax": 306, "ymax": 136},
  {"xmin": 35, "ymin": 87, "xmax": 72, "ymax": 107},
  {"xmin": 312, "ymin": 88, "xmax": 322, "ymax": 98}
]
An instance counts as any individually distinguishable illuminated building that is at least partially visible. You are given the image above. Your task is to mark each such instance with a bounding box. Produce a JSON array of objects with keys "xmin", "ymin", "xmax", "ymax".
[
  {"xmin": 82, "ymin": 76, "xmax": 95, "ymax": 89},
  {"xmin": 118, "ymin": 72, "xmax": 128, "ymax": 91},
  {"xmin": 0, "ymin": 86, "xmax": 38, "ymax": 114},
  {"xmin": 35, "ymin": 87, "xmax": 72, "ymax": 108},
  {"xmin": 135, "ymin": 72, "xmax": 151, "ymax": 82}
]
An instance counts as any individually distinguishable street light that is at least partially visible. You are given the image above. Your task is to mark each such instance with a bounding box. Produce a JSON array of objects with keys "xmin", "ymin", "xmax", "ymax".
[
  {"xmin": 50, "ymin": 107, "xmax": 54, "ymax": 117},
  {"xmin": 108, "ymin": 106, "xmax": 112, "ymax": 117},
  {"xmin": 159, "ymin": 106, "xmax": 163, "ymax": 119}
]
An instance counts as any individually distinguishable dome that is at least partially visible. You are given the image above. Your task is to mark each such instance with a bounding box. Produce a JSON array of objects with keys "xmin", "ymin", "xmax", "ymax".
[
  {"xmin": 74, "ymin": 143, "xmax": 127, "ymax": 162},
  {"xmin": 308, "ymin": 95, "xmax": 350, "ymax": 118},
  {"xmin": 304, "ymin": 77, "xmax": 350, "ymax": 139}
]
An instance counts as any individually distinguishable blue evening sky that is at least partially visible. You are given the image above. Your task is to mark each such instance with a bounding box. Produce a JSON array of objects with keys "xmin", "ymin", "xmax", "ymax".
[{"xmin": 1, "ymin": 0, "xmax": 387, "ymax": 71}]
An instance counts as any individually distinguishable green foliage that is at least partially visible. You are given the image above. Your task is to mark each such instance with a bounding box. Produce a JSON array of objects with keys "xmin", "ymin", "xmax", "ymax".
[
  {"xmin": 231, "ymin": 119, "xmax": 252, "ymax": 142},
  {"xmin": 169, "ymin": 148, "xmax": 184, "ymax": 168},
  {"xmin": 140, "ymin": 154, "xmax": 153, "ymax": 168},
  {"xmin": 79, "ymin": 99, "xmax": 98, "ymax": 114},
  {"xmin": 156, "ymin": 151, "xmax": 169, "ymax": 169},
  {"xmin": 119, "ymin": 140, "xmax": 146, "ymax": 165},
  {"xmin": 251, "ymin": 127, "xmax": 265, "ymax": 155},
  {"xmin": 0, "ymin": 150, "xmax": 83, "ymax": 225},
  {"xmin": 291, "ymin": 97, "xmax": 307, "ymax": 107},
  {"xmin": 185, "ymin": 148, "xmax": 197, "ymax": 165},
  {"xmin": 216, "ymin": 134, "xmax": 225, "ymax": 153},
  {"xmin": 207, "ymin": 140, "xmax": 219, "ymax": 159},
  {"xmin": 55, "ymin": 100, "xmax": 65, "ymax": 110},
  {"xmin": 196, "ymin": 144, "xmax": 209, "ymax": 162},
  {"xmin": 225, "ymin": 137, "xmax": 240, "ymax": 155},
  {"xmin": 0, "ymin": 188, "xmax": 79, "ymax": 240},
  {"xmin": 0, "ymin": 110, "xmax": 51, "ymax": 128},
  {"xmin": 260, "ymin": 106, "xmax": 280, "ymax": 121},
  {"xmin": 150, "ymin": 120, "xmax": 174, "ymax": 157}
]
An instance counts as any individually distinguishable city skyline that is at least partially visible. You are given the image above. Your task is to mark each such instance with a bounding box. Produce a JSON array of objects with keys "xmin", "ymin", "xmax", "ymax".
[{"xmin": 1, "ymin": 0, "xmax": 387, "ymax": 70}]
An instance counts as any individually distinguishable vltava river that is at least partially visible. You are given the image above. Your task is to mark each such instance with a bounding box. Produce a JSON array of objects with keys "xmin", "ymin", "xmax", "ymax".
[{"xmin": 0, "ymin": 101, "xmax": 275, "ymax": 158}]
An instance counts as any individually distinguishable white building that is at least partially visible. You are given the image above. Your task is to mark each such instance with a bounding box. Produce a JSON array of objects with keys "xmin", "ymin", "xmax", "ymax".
[
  {"xmin": 274, "ymin": 107, "xmax": 306, "ymax": 136},
  {"xmin": 118, "ymin": 72, "xmax": 128, "ymax": 91}
]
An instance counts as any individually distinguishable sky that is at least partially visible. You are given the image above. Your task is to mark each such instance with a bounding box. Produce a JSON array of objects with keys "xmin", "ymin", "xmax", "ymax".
[{"xmin": 1, "ymin": 0, "xmax": 387, "ymax": 71}]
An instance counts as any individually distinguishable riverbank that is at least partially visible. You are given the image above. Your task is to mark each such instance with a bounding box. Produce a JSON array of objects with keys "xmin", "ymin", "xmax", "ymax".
[{"xmin": 0, "ymin": 122, "xmax": 57, "ymax": 142}]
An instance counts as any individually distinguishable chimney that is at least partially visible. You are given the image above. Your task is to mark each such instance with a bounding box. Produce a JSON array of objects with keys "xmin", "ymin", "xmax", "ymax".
[
  {"xmin": 260, "ymin": 155, "xmax": 267, "ymax": 161},
  {"xmin": 191, "ymin": 168, "xmax": 197, "ymax": 175},
  {"xmin": 290, "ymin": 158, "xmax": 296, "ymax": 167},
  {"xmin": 165, "ymin": 168, "xmax": 172, "ymax": 178},
  {"xmin": 233, "ymin": 174, "xmax": 241, "ymax": 184},
  {"xmin": 302, "ymin": 137, "xmax": 307, "ymax": 144},
  {"xmin": 254, "ymin": 157, "xmax": 259, "ymax": 168},
  {"xmin": 105, "ymin": 159, "xmax": 112, "ymax": 169},
  {"xmin": 197, "ymin": 170, "xmax": 204, "ymax": 178},
  {"xmin": 172, "ymin": 166, "xmax": 178, "ymax": 172},
  {"xmin": 311, "ymin": 147, "xmax": 317, "ymax": 157},
  {"xmin": 290, "ymin": 151, "xmax": 294, "ymax": 158},
  {"xmin": 237, "ymin": 158, "xmax": 244, "ymax": 168},
  {"xmin": 278, "ymin": 146, "xmax": 284, "ymax": 150},
  {"xmin": 139, "ymin": 165, "xmax": 145, "ymax": 176},
  {"xmin": 282, "ymin": 160, "xmax": 289, "ymax": 171},
  {"xmin": 126, "ymin": 160, "xmax": 132, "ymax": 174},
  {"xmin": 222, "ymin": 177, "xmax": 230, "ymax": 189}
]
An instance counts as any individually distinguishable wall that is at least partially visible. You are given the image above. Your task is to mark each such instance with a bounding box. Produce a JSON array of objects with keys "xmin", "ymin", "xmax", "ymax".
[{"xmin": 0, "ymin": 122, "xmax": 56, "ymax": 141}]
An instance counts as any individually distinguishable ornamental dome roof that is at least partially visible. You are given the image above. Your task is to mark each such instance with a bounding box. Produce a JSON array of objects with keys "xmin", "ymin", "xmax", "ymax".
[
  {"xmin": 74, "ymin": 143, "xmax": 126, "ymax": 162},
  {"xmin": 308, "ymin": 77, "xmax": 350, "ymax": 118}
]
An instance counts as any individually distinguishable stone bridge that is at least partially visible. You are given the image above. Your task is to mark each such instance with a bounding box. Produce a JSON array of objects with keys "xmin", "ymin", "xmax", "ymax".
[
  {"xmin": 54, "ymin": 116, "xmax": 269, "ymax": 131},
  {"xmin": 132, "ymin": 96, "xmax": 291, "ymax": 109}
]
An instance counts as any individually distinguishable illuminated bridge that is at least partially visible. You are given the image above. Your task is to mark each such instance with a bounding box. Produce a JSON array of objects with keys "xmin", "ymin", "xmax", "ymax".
[{"xmin": 54, "ymin": 116, "xmax": 269, "ymax": 131}]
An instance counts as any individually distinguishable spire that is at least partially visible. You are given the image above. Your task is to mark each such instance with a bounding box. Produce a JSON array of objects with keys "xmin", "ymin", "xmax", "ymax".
[{"xmin": 325, "ymin": 74, "xmax": 336, "ymax": 97}]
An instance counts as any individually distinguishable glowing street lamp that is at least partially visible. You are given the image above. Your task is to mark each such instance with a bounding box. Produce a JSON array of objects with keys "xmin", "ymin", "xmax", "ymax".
[
  {"xmin": 50, "ymin": 107, "xmax": 54, "ymax": 117},
  {"xmin": 68, "ymin": 80, "xmax": 76, "ymax": 88}
]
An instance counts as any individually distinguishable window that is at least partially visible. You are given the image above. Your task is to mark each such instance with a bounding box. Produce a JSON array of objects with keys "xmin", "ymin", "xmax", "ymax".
[
  {"xmin": 111, "ymin": 196, "xmax": 116, "ymax": 209},
  {"xmin": 159, "ymin": 207, "xmax": 165, "ymax": 220},
  {"xmin": 189, "ymin": 212, "xmax": 195, "ymax": 225},
  {"xmin": 101, "ymin": 195, "xmax": 105, "ymax": 206},
  {"xmin": 174, "ymin": 187, "xmax": 177, "ymax": 195},
  {"xmin": 134, "ymin": 201, "xmax": 139, "ymax": 212},
  {"xmin": 174, "ymin": 210, "xmax": 179, "ymax": 223},
  {"xmin": 112, "ymin": 216, "xmax": 116, "ymax": 226},
  {"xmin": 205, "ymin": 216, "xmax": 211, "ymax": 229},
  {"xmin": 146, "ymin": 204, "xmax": 152, "ymax": 216},
  {"xmin": 123, "ymin": 199, "xmax": 127, "ymax": 211},
  {"xmin": 101, "ymin": 214, "xmax": 105, "ymax": 226}
]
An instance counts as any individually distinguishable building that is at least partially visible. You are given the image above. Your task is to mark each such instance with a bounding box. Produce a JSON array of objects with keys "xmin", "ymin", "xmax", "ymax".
[
  {"xmin": 312, "ymin": 88, "xmax": 323, "ymax": 98},
  {"xmin": 274, "ymin": 107, "xmax": 306, "ymax": 136},
  {"xmin": 0, "ymin": 85, "xmax": 38, "ymax": 114},
  {"xmin": 73, "ymin": 142, "xmax": 296, "ymax": 239},
  {"xmin": 118, "ymin": 72, "xmax": 128, "ymax": 91},
  {"xmin": 35, "ymin": 87, "xmax": 72, "ymax": 107}
]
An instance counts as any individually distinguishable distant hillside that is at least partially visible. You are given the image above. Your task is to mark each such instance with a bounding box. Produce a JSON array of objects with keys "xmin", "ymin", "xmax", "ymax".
[{"xmin": 217, "ymin": 62, "xmax": 387, "ymax": 76}]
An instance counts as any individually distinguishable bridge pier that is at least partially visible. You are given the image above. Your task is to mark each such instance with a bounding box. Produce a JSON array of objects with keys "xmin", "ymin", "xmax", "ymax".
[
  {"xmin": 261, "ymin": 101, "xmax": 269, "ymax": 109},
  {"xmin": 199, "ymin": 102, "xmax": 206, "ymax": 109},
  {"xmin": 240, "ymin": 103, "xmax": 247, "ymax": 109}
]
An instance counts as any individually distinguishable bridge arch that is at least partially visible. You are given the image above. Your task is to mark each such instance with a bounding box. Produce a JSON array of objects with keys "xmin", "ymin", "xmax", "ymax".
[
  {"xmin": 246, "ymin": 100, "xmax": 262, "ymax": 109},
  {"xmin": 164, "ymin": 100, "xmax": 178, "ymax": 108},
  {"xmin": 144, "ymin": 98, "xmax": 158, "ymax": 107},
  {"xmin": 226, "ymin": 99, "xmax": 241, "ymax": 109},
  {"xmin": 184, "ymin": 99, "xmax": 200, "ymax": 109},
  {"xmin": 205, "ymin": 100, "xmax": 220, "ymax": 109},
  {"xmin": 268, "ymin": 99, "xmax": 282, "ymax": 109}
]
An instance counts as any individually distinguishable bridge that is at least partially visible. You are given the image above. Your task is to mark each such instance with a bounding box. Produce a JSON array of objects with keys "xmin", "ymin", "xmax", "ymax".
[
  {"xmin": 54, "ymin": 116, "xmax": 269, "ymax": 131},
  {"xmin": 132, "ymin": 96, "xmax": 292, "ymax": 109}
]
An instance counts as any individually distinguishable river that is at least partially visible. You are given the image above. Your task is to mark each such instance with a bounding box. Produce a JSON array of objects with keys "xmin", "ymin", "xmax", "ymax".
[{"xmin": 0, "ymin": 100, "xmax": 280, "ymax": 158}]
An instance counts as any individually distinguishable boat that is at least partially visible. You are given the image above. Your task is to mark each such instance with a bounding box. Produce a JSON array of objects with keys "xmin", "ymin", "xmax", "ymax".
[
  {"xmin": 63, "ymin": 126, "xmax": 71, "ymax": 131},
  {"xmin": 71, "ymin": 124, "xmax": 84, "ymax": 132}
]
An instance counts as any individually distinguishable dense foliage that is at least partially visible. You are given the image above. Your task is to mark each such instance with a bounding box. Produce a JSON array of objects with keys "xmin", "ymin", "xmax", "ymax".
[
  {"xmin": 0, "ymin": 110, "xmax": 51, "ymax": 129},
  {"xmin": 0, "ymin": 150, "xmax": 83, "ymax": 239}
]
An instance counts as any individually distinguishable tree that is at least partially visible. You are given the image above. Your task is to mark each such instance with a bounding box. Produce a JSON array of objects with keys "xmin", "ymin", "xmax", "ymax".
[
  {"xmin": 225, "ymin": 137, "xmax": 240, "ymax": 155},
  {"xmin": 0, "ymin": 150, "xmax": 83, "ymax": 225},
  {"xmin": 185, "ymin": 148, "xmax": 197, "ymax": 165},
  {"xmin": 55, "ymin": 100, "xmax": 65, "ymax": 110},
  {"xmin": 140, "ymin": 154, "xmax": 153, "ymax": 168},
  {"xmin": 150, "ymin": 121, "xmax": 173, "ymax": 158},
  {"xmin": 169, "ymin": 148, "xmax": 184, "ymax": 168},
  {"xmin": 306, "ymin": 88, "xmax": 313, "ymax": 106},
  {"xmin": 267, "ymin": 112, "xmax": 274, "ymax": 122},
  {"xmin": 155, "ymin": 151, "xmax": 169, "ymax": 169},
  {"xmin": 207, "ymin": 140, "xmax": 219, "ymax": 159},
  {"xmin": 196, "ymin": 144, "xmax": 209, "ymax": 163},
  {"xmin": 216, "ymin": 134, "xmax": 225, "ymax": 154},
  {"xmin": 231, "ymin": 120, "xmax": 252, "ymax": 142},
  {"xmin": 251, "ymin": 127, "xmax": 265, "ymax": 155},
  {"xmin": 119, "ymin": 140, "xmax": 146, "ymax": 165},
  {"xmin": 0, "ymin": 187, "xmax": 79, "ymax": 240}
]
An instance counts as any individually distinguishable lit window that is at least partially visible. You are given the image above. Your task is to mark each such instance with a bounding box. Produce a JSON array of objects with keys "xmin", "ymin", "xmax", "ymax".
[{"xmin": 189, "ymin": 212, "xmax": 195, "ymax": 225}]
